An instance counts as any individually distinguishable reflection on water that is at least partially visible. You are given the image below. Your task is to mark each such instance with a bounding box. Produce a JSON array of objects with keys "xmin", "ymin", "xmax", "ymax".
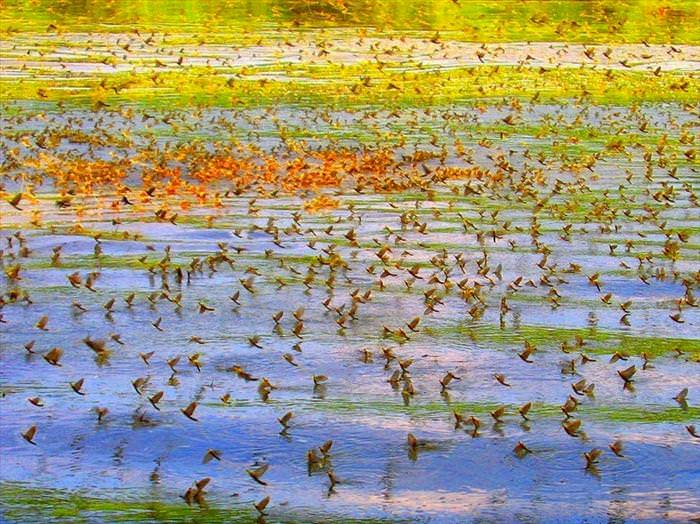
[
  {"xmin": 1, "ymin": 151, "xmax": 699, "ymax": 520},
  {"xmin": 1, "ymin": 1, "xmax": 700, "ymax": 522}
]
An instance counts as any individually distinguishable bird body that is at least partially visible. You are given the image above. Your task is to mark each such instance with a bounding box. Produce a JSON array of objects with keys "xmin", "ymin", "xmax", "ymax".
[
  {"xmin": 246, "ymin": 463, "xmax": 269, "ymax": 485},
  {"xmin": 181, "ymin": 402, "xmax": 199, "ymax": 421},
  {"xmin": 22, "ymin": 425, "xmax": 37, "ymax": 445}
]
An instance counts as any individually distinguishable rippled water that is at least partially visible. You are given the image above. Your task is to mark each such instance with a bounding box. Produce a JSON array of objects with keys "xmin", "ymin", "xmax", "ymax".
[
  {"xmin": 2, "ymin": 145, "xmax": 699, "ymax": 521},
  {"xmin": 1, "ymin": 1, "xmax": 700, "ymax": 521}
]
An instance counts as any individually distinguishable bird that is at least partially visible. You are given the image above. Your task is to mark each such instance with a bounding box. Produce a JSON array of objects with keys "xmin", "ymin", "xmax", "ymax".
[
  {"xmin": 406, "ymin": 317, "xmax": 421, "ymax": 332},
  {"xmin": 283, "ymin": 353, "xmax": 298, "ymax": 366},
  {"xmin": 181, "ymin": 402, "xmax": 199, "ymax": 421},
  {"xmin": 124, "ymin": 293, "xmax": 135, "ymax": 307},
  {"xmin": 571, "ymin": 378, "xmax": 594, "ymax": 396},
  {"xmin": 518, "ymin": 341, "xmax": 535, "ymax": 363},
  {"xmin": 203, "ymin": 449, "xmax": 222, "ymax": 463},
  {"xmin": 327, "ymin": 470, "xmax": 340, "ymax": 491},
  {"xmin": 95, "ymin": 407, "xmax": 109, "ymax": 423},
  {"xmin": 182, "ymin": 477, "xmax": 210, "ymax": 505},
  {"xmin": 439, "ymin": 371, "xmax": 461, "ymax": 391},
  {"xmin": 673, "ymin": 388, "xmax": 688, "ymax": 405},
  {"xmin": 43, "ymin": 347, "xmax": 64, "ymax": 366},
  {"xmin": 584, "ymin": 448, "xmax": 603, "ymax": 469},
  {"xmin": 167, "ymin": 356, "xmax": 181, "ymax": 373},
  {"xmin": 246, "ymin": 464, "xmax": 269, "ymax": 485},
  {"xmin": 518, "ymin": 402, "xmax": 532, "ymax": 420},
  {"xmin": 67, "ymin": 272, "xmax": 82, "ymax": 288},
  {"xmin": 132, "ymin": 377, "xmax": 148, "ymax": 395},
  {"xmin": 610, "ymin": 351, "xmax": 629, "ymax": 363},
  {"xmin": 70, "ymin": 378, "xmax": 86, "ymax": 395},
  {"xmin": 83, "ymin": 337, "xmax": 109, "ymax": 355},
  {"xmin": 22, "ymin": 425, "xmax": 37, "ymax": 445},
  {"xmin": 35, "ymin": 315, "xmax": 49, "ymax": 331},
  {"xmin": 514, "ymin": 441, "xmax": 531, "ymax": 456},
  {"xmin": 609, "ymin": 440, "xmax": 625, "ymax": 457},
  {"xmin": 319, "ymin": 440, "xmax": 333, "ymax": 456},
  {"xmin": 563, "ymin": 419, "xmax": 582, "ymax": 437},
  {"xmin": 278, "ymin": 411, "xmax": 293, "ymax": 430},
  {"xmin": 229, "ymin": 291, "xmax": 241, "ymax": 305},
  {"xmin": 188, "ymin": 353, "xmax": 203, "ymax": 372},
  {"xmin": 149, "ymin": 391, "xmax": 164, "ymax": 410},
  {"xmin": 669, "ymin": 312, "xmax": 684, "ymax": 323},
  {"xmin": 494, "ymin": 374, "xmax": 511, "ymax": 387},
  {"xmin": 467, "ymin": 416, "xmax": 481, "ymax": 434},
  {"xmin": 561, "ymin": 396, "xmax": 579, "ymax": 418},
  {"xmin": 254, "ymin": 495, "xmax": 270, "ymax": 515},
  {"xmin": 490, "ymin": 406, "xmax": 506, "ymax": 423},
  {"xmin": 198, "ymin": 301, "xmax": 215, "ymax": 314},
  {"xmin": 617, "ymin": 365, "xmax": 636, "ymax": 384},
  {"xmin": 307, "ymin": 448, "xmax": 323, "ymax": 468},
  {"xmin": 407, "ymin": 432, "xmax": 420, "ymax": 450},
  {"xmin": 587, "ymin": 273, "xmax": 602, "ymax": 291},
  {"xmin": 7, "ymin": 192, "xmax": 23, "ymax": 210}
]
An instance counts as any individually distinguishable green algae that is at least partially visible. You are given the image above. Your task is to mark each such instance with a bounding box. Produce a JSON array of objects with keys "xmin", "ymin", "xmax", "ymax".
[
  {"xmin": 0, "ymin": 483, "xmax": 399, "ymax": 524},
  {"xmin": 426, "ymin": 323, "xmax": 700, "ymax": 358},
  {"xmin": 209, "ymin": 397, "xmax": 700, "ymax": 425},
  {"xmin": 3, "ymin": 0, "xmax": 699, "ymax": 44},
  {"xmin": 2, "ymin": 64, "xmax": 697, "ymax": 109}
]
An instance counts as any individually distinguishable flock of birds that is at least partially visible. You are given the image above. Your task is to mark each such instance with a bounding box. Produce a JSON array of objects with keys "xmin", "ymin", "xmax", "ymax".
[
  {"xmin": 1, "ymin": 6, "xmax": 699, "ymax": 522},
  {"xmin": 2, "ymin": 150, "xmax": 698, "ymax": 515}
]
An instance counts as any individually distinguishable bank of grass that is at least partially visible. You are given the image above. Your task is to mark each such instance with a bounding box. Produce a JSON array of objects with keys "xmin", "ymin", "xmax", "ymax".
[
  {"xmin": 0, "ymin": 483, "xmax": 398, "ymax": 524},
  {"xmin": 1, "ymin": 64, "xmax": 697, "ymax": 108},
  {"xmin": 210, "ymin": 397, "xmax": 700, "ymax": 424},
  {"xmin": 2, "ymin": 0, "xmax": 699, "ymax": 44},
  {"xmin": 426, "ymin": 322, "xmax": 700, "ymax": 358}
]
